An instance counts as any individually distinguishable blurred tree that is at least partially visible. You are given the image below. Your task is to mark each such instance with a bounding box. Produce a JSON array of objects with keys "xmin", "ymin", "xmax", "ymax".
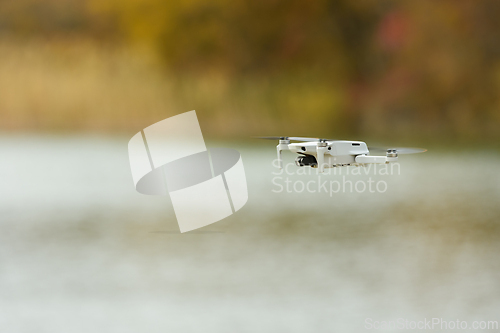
[
  {"xmin": 1, "ymin": 0, "xmax": 499, "ymax": 140},
  {"xmin": 88, "ymin": 0, "xmax": 380, "ymax": 76},
  {"xmin": 88, "ymin": 0, "xmax": 384, "ymax": 136},
  {"xmin": 0, "ymin": 0, "xmax": 88, "ymax": 35},
  {"xmin": 365, "ymin": 0, "xmax": 500, "ymax": 139}
]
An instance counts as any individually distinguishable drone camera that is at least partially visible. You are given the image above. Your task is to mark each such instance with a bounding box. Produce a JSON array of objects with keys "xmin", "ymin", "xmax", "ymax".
[{"xmin": 295, "ymin": 155, "xmax": 318, "ymax": 167}]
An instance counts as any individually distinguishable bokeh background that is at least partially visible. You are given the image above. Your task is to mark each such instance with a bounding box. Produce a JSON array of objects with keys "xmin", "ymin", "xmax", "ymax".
[
  {"xmin": 2, "ymin": 0, "xmax": 500, "ymax": 142},
  {"xmin": 1, "ymin": 1, "xmax": 500, "ymax": 332}
]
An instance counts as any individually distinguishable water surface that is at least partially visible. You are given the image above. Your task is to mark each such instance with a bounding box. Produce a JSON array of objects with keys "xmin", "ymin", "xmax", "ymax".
[{"xmin": 1, "ymin": 135, "xmax": 499, "ymax": 332}]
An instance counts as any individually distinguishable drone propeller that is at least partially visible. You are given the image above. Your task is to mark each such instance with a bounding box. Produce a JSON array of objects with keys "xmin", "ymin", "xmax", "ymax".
[
  {"xmin": 368, "ymin": 147, "xmax": 427, "ymax": 154},
  {"xmin": 256, "ymin": 136, "xmax": 333, "ymax": 142}
]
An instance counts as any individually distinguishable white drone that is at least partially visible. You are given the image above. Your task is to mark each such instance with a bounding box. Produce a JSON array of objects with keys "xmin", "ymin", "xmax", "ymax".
[{"xmin": 259, "ymin": 136, "xmax": 427, "ymax": 173}]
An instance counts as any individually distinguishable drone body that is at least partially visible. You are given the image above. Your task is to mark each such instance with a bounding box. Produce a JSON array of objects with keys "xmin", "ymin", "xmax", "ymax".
[{"xmin": 262, "ymin": 136, "xmax": 426, "ymax": 173}]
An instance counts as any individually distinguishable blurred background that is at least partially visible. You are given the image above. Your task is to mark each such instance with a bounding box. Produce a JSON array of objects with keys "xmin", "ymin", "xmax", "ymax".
[
  {"xmin": 1, "ymin": 0, "xmax": 500, "ymax": 142},
  {"xmin": 1, "ymin": 0, "xmax": 500, "ymax": 332}
]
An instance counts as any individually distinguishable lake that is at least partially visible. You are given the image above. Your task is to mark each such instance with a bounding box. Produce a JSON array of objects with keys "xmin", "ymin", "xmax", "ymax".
[{"xmin": 1, "ymin": 134, "xmax": 499, "ymax": 332}]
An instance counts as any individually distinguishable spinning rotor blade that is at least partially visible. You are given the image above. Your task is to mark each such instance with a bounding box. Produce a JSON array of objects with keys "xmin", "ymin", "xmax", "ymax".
[
  {"xmin": 256, "ymin": 136, "xmax": 288, "ymax": 140},
  {"xmin": 289, "ymin": 137, "xmax": 329, "ymax": 142},
  {"xmin": 368, "ymin": 147, "xmax": 427, "ymax": 154},
  {"xmin": 256, "ymin": 136, "xmax": 334, "ymax": 142}
]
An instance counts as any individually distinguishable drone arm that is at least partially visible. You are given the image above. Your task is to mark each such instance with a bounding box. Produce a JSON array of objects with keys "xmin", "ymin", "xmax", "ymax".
[
  {"xmin": 276, "ymin": 141, "xmax": 290, "ymax": 169},
  {"xmin": 276, "ymin": 145, "xmax": 282, "ymax": 169},
  {"xmin": 355, "ymin": 155, "xmax": 388, "ymax": 164},
  {"xmin": 317, "ymin": 145, "xmax": 328, "ymax": 173}
]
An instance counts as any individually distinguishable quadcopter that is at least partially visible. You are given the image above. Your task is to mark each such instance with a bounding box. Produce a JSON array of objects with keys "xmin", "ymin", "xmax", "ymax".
[{"xmin": 259, "ymin": 136, "xmax": 427, "ymax": 173}]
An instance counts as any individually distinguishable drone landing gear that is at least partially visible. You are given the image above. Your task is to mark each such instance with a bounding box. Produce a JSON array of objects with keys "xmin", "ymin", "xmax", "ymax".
[{"xmin": 276, "ymin": 139, "xmax": 291, "ymax": 169}]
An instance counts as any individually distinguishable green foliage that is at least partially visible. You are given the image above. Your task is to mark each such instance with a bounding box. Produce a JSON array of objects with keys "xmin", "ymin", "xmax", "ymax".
[
  {"xmin": 1, "ymin": 0, "xmax": 500, "ymax": 139},
  {"xmin": 89, "ymin": 0, "xmax": 378, "ymax": 76}
]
